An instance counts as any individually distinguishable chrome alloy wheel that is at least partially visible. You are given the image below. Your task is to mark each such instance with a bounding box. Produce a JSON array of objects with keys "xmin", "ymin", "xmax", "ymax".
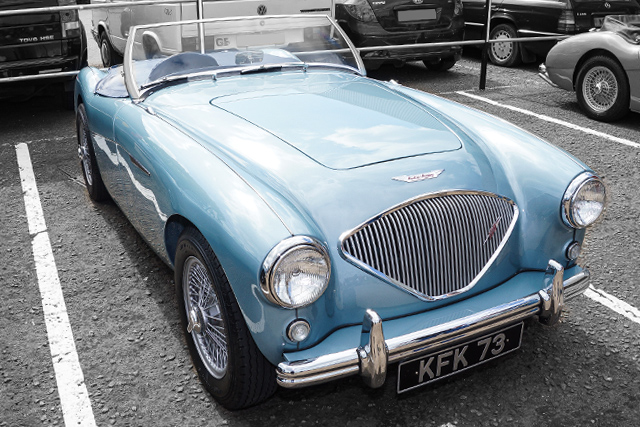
[
  {"xmin": 582, "ymin": 66, "xmax": 619, "ymax": 113},
  {"xmin": 491, "ymin": 30, "xmax": 514, "ymax": 62},
  {"xmin": 182, "ymin": 256, "xmax": 228, "ymax": 379},
  {"xmin": 78, "ymin": 121, "xmax": 93, "ymax": 186}
]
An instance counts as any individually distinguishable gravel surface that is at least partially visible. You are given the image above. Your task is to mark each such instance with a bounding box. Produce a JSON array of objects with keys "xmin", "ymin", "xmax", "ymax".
[{"xmin": 1, "ymin": 52, "xmax": 639, "ymax": 426}]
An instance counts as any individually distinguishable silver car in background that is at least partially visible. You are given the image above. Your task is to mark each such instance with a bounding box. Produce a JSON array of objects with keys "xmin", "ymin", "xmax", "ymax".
[{"xmin": 540, "ymin": 15, "xmax": 640, "ymax": 122}]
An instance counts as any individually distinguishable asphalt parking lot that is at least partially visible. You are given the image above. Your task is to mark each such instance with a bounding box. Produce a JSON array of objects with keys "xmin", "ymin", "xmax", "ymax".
[{"xmin": 1, "ymin": 17, "xmax": 640, "ymax": 427}]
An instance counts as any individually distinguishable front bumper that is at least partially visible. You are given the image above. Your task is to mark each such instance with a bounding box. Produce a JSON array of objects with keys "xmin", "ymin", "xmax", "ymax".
[{"xmin": 277, "ymin": 260, "xmax": 589, "ymax": 389}]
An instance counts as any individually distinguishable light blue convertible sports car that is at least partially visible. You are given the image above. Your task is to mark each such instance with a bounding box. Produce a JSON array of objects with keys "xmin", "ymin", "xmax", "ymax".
[{"xmin": 74, "ymin": 14, "xmax": 606, "ymax": 409}]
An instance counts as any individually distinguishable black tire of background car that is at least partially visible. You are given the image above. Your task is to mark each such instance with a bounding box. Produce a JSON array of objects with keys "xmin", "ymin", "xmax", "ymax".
[
  {"xmin": 76, "ymin": 103, "xmax": 109, "ymax": 201},
  {"xmin": 488, "ymin": 24, "xmax": 521, "ymax": 67},
  {"xmin": 576, "ymin": 55, "xmax": 630, "ymax": 122},
  {"xmin": 100, "ymin": 31, "xmax": 122, "ymax": 68},
  {"xmin": 63, "ymin": 89, "xmax": 75, "ymax": 111},
  {"xmin": 423, "ymin": 56, "xmax": 457, "ymax": 72},
  {"xmin": 174, "ymin": 227, "xmax": 277, "ymax": 410},
  {"xmin": 143, "ymin": 36, "xmax": 161, "ymax": 60}
]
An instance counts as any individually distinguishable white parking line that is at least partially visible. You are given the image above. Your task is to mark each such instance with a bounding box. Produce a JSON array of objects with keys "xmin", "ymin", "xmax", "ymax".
[
  {"xmin": 584, "ymin": 285, "xmax": 640, "ymax": 324},
  {"xmin": 456, "ymin": 91, "xmax": 640, "ymax": 149},
  {"xmin": 16, "ymin": 143, "xmax": 96, "ymax": 427}
]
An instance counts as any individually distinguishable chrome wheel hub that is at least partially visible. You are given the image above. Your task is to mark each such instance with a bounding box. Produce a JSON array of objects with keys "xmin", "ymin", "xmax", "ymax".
[
  {"xmin": 187, "ymin": 307, "xmax": 203, "ymax": 334},
  {"xmin": 492, "ymin": 31, "xmax": 513, "ymax": 61},
  {"xmin": 583, "ymin": 66, "xmax": 618, "ymax": 112},
  {"xmin": 183, "ymin": 256, "xmax": 228, "ymax": 379}
]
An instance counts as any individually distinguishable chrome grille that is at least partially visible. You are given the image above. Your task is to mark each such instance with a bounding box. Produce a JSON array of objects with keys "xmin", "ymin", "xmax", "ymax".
[{"xmin": 341, "ymin": 192, "xmax": 518, "ymax": 300}]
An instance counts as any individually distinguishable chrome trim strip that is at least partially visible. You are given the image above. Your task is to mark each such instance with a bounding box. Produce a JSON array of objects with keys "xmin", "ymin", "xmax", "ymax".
[
  {"xmin": 129, "ymin": 155, "xmax": 151, "ymax": 177},
  {"xmin": 518, "ymin": 29, "xmax": 565, "ymax": 37},
  {"xmin": 276, "ymin": 265, "xmax": 590, "ymax": 389},
  {"xmin": 339, "ymin": 191, "xmax": 519, "ymax": 301}
]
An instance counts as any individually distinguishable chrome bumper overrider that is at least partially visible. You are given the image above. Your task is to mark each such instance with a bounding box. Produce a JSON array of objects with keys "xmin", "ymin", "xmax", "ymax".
[
  {"xmin": 538, "ymin": 64, "xmax": 559, "ymax": 88},
  {"xmin": 277, "ymin": 260, "xmax": 589, "ymax": 389}
]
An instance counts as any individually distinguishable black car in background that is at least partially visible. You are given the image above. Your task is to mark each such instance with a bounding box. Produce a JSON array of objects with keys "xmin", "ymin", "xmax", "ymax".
[
  {"xmin": 463, "ymin": 0, "xmax": 640, "ymax": 66},
  {"xmin": 0, "ymin": 0, "xmax": 87, "ymax": 105},
  {"xmin": 334, "ymin": 0, "xmax": 465, "ymax": 71}
]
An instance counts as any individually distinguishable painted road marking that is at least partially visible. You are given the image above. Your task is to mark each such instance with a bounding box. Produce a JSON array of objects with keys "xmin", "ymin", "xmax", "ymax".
[
  {"xmin": 456, "ymin": 91, "xmax": 640, "ymax": 149},
  {"xmin": 584, "ymin": 285, "xmax": 640, "ymax": 324},
  {"xmin": 16, "ymin": 143, "xmax": 97, "ymax": 427}
]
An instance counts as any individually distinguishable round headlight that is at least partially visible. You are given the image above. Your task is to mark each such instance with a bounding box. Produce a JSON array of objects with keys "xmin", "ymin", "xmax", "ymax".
[
  {"xmin": 562, "ymin": 172, "xmax": 606, "ymax": 228},
  {"xmin": 261, "ymin": 236, "xmax": 330, "ymax": 308}
]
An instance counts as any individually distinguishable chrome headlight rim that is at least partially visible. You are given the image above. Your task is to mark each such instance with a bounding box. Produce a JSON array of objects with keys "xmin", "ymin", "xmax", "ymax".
[
  {"xmin": 562, "ymin": 171, "xmax": 606, "ymax": 229},
  {"xmin": 260, "ymin": 236, "xmax": 331, "ymax": 309}
]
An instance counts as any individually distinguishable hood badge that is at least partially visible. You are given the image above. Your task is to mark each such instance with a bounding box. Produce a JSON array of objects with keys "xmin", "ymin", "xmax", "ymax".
[
  {"xmin": 392, "ymin": 169, "xmax": 444, "ymax": 183},
  {"xmin": 484, "ymin": 216, "xmax": 502, "ymax": 244}
]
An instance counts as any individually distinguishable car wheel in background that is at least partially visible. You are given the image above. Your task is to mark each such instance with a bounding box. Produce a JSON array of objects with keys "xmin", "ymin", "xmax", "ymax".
[
  {"xmin": 489, "ymin": 24, "xmax": 521, "ymax": 67},
  {"xmin": 424, "ymin": 56, "xmax": 457, "ymax": 72},
  {"xmin": 99, "ymin": 31, "xmax": 122, "ymax": 68},
  {"xmin": 77, "ymin": 103, "xmax": 109, "ymax": 201},
  {"xmin": 143, "ymin": 36, "xmax": 161, "ymax": 60},
  {"xmin": 576, "ymin": 55, "xmax": 629, "ymax": 122},
  {"xmin": 175, "ymin": 227, "xmax": 277, "ymax": 410}
]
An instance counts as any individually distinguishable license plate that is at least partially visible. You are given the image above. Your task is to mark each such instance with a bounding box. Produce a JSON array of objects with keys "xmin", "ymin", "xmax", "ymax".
[
  {"xmin": 213, "ymin": 32, "xmax": 286, "ymax": 50},
  {"xmin": 593, "ymin": 16, "xmax": 606, "ymax": 27},
  {"xmin": 397, "ymin": 9, "xmax": 437, "ymax": 22},
  {"xmin": 397, "ymin": 322, "xmax": 523, "ymax": 393}
]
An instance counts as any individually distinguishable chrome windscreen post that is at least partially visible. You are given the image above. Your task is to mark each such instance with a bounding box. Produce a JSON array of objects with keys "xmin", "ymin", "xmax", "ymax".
[
  {"xmin": 538, "ymin": 260, "xmax": 565, "ymax": 325},
  {"xmin": 357, "ymin": 309, "xmax": 388, "ymax": 388}
]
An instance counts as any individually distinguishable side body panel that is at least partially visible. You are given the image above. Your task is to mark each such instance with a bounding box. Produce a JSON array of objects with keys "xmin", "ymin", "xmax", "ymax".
[{"xmin": 76, "ymin": 68, "xmax": 302, "ymax": 363}]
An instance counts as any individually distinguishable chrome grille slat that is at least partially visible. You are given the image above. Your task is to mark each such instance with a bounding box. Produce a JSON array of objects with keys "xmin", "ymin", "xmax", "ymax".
[{"xmin": 341, "ymin": 192, "xmax": 518, "ymax": 300}]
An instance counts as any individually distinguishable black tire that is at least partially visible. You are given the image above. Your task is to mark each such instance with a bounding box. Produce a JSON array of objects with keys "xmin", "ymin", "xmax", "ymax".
[
  {"xmin": 143, "ymin": 36, "xmax": 160, "ymax": 60},
  {"xmin": 99, "ymin": 31, "xmax": 122, "ymax": 68},
  {"xmin": 76, "ymin": 104, "xmax": 109, "ymax": 201},
  {"xmin": 63, "ymin": 87, "xmax": 75, "ymax": 111},
  {"xmin": 175, "ymin": 227, "xmax": 277, "ymax": 410},
  {"xmin": 423, "ymin": 56, "xmax": 457, "ymax": 72},
  {"xmin": 576, "ymin": 55, "xmax": 630, "ymax": 122},
  {"xmin": 488, "ymin": 24, "xmax": 521, "ymax": 67}
]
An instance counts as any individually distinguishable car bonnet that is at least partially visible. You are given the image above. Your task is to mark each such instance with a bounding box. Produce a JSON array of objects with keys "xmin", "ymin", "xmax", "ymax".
[{"xmin": 206, "ymin": 72, "xmax": 462, "ymax": 170}]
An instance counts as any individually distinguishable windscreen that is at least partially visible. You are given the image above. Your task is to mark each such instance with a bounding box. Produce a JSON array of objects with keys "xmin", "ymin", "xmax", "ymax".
[
  {"xmin": 600, "ymin": 14, "xmax": 640, "ymax": 44},
  {"xmin": 125, "ymin": 15, "xmax": 363, "ymax": 99}
]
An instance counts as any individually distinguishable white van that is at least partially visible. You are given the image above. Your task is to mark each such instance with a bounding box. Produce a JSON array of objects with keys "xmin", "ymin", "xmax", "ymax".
[{"xmin": 92, "ymin": 0, "xmax": 333, "ymax": 67}]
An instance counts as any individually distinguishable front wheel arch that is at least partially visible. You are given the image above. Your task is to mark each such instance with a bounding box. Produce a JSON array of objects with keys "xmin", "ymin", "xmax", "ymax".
[{"xmin": 164, "ymin": 214, "xmax": 196, "ymax": 266}]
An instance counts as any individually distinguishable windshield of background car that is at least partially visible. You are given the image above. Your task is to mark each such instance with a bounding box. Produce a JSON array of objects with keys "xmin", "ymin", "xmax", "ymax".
[{"xmin": 124, "ymin": 15, "xmax": 364, "ymax": 100}]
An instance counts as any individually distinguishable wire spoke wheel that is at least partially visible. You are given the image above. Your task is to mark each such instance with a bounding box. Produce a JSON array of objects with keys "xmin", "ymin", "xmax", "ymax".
[
  {"xmin": 183, "ymin": 256, "xmax": 228, "ymax": 379},
  {"xmin": 582, "ymin": 66, "xmax": 619, "ymax": 113},
  {"xmin": 77, "ymin": 115, "xmax": 93, "ymax": 187},
  {"xmin": 76, "ymin": 104, "xmax": 108, "ymax": 201},
  {"xmin": 576, "ymin": 55, "xmax": 629, "ymax": 122},
  {"xmin": 175, "ymin": 228, "xmax": 277, "ymax": 409}
]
